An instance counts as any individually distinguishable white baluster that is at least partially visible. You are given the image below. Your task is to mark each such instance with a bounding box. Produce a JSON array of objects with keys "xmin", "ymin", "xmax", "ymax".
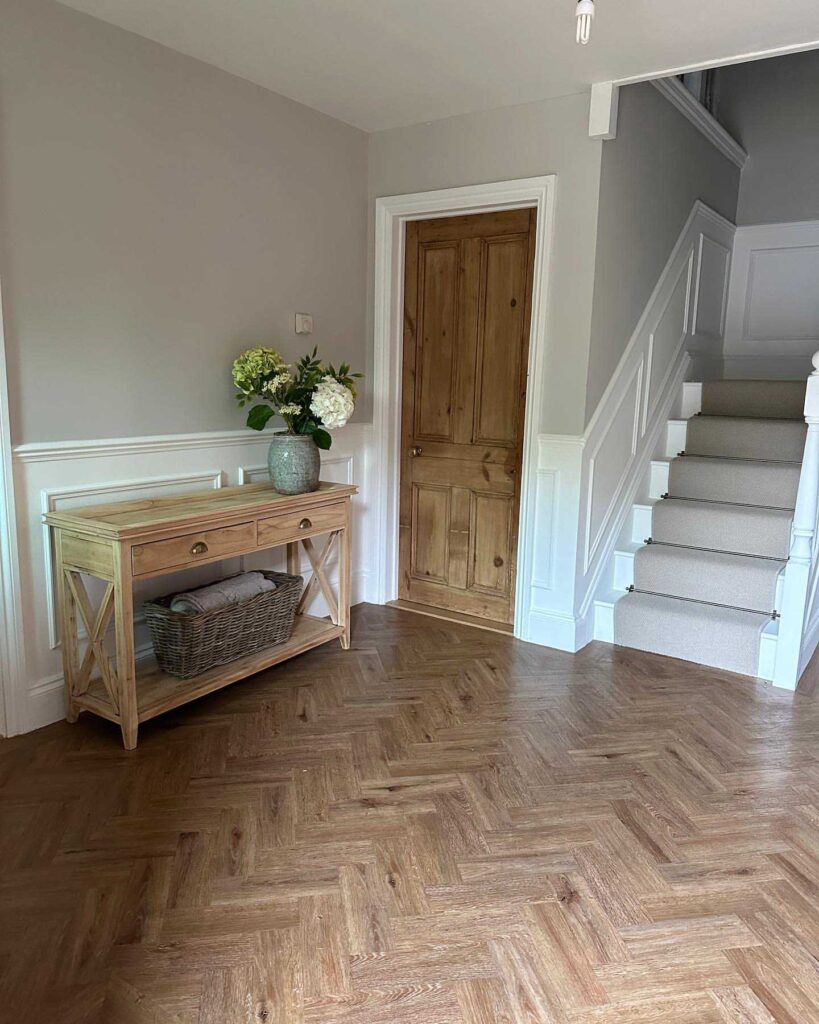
[{"xmin": 773, "ymin": 351, "xmax": 819, "ymax": 689}]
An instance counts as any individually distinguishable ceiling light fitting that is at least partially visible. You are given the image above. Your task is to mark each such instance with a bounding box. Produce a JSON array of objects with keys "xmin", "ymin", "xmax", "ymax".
[{"xmin": 575, "ymin": 0, "xmax": 594, "ymax": 45}]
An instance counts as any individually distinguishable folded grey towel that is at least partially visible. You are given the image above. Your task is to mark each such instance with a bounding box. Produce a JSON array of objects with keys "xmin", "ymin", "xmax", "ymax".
[{"xmin": 170, "ymin": 572, "xmax": 276, "ymax": 615}]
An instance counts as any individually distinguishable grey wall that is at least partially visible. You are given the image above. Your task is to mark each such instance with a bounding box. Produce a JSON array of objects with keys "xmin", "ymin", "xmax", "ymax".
[
  {"xmin": 0, "ymin": 0, "xmax": 368, "ymax": 444},
  {"xmin": 367, "ymin": 92, "xmax": 603, "ymax": 436},
  {"xmin": 714, "ymin": 50, "xmax": 819, "ymax": 226},
  {"xmin": 586, "ymin": 83, "xmax": 740, "ymax": 419}
]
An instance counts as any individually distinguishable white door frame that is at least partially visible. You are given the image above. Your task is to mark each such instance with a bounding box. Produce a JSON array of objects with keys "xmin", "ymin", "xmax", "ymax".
[
  {"xmin": 0, "ymin": 277, "xmax": 25, "ymax": 736},
  {"xmin": 371, "ymin": 176, "xmax": 556, "ymax": 638}
]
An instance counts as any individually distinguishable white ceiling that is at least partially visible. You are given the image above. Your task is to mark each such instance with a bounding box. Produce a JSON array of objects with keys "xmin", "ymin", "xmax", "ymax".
[{"xmin": 57, "ymin": 0, "xmax": 819, "ymax": 131}]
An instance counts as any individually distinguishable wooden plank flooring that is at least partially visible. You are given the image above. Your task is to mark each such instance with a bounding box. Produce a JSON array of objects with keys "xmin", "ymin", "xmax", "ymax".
[{"xmin": 1, "ymin": 603, "xmax": 818, "ymax": 1023}]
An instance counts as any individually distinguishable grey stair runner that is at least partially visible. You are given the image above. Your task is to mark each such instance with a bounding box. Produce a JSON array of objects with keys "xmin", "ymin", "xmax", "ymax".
[
  {"xmin": 615, "ymin": 592, "xmax": 770, "ymax": 677},
  {"xmin": 701, "ymin": 380, "xmax": 806, "ymax": 419},
  {"xmin": 686, "ymin": 416, "xmax": 806, "ymax": 462},
  {"xmin": 668, "ymin": 456, "xmax": 800, "ymax": 509},
  {"xmin": 653, "ymin": 499, "xmax": 793, "ymax": 559},
  {"xmin": 614, "ymin": 378, "xmax": 803, "ymax": 677},
  {"xmin": 632, "ymin": 545, "xmax": 783, "ymax": 614}
]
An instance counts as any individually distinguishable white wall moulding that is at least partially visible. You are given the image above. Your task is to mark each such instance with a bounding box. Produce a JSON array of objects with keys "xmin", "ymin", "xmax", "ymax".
[
  {"xmin": 530, "ymin": 201, "xmax": 736, "ymax": 651},
  {"xmin": 14, "ymin": 428, "xmax": 274, "ymax": 463},
  {"xmin": 651, "ymin": 77, "xmax": 748, "ymax": 169},
  {"xmin": 372, "ymin": 176, "xmax": 557, "ymax": 642},
  {"xmin": 12, "ymin": 423, "xmax": 376, "ymax": 735},
  {"xmin": 723, "ymin": 220, "xmax": 819, "ymax": 369}
]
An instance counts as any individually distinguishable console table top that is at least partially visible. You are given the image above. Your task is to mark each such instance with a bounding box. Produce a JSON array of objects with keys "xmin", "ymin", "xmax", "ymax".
[{"xmin": 44, "ymin": 480, "xmax": 357, "ymax": 540}]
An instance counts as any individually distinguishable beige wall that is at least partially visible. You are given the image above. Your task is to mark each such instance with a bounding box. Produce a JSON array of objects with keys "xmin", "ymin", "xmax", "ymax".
[
  {"xmin": 0, "ymin": 0, "xmax": 747, "ymax": 446},
  {"xmin": 367, "ymin": 92, "xmax": 603, "ymax": 436},
  {"xmin": 715, "ymin": 50, "xmax": 819, "ymax": 226},
  {"xmin": 585, "ymin": 82, "xmax": 740, "ymax": 419},
  {"xmin": 0, "ymin": 0, "xmax": 368, "ymax": 444}
]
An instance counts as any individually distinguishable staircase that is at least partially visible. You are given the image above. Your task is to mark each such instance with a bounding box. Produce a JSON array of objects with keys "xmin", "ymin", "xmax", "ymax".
[{"xmin": 596, "ymin": 380, "xmax": 808, "ymax": 678}]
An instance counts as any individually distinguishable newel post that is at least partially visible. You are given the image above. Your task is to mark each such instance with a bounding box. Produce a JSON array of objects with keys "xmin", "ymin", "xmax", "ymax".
[{"xmin": 772, "ymin": 351, "xmax": 819, "ymax": 689}]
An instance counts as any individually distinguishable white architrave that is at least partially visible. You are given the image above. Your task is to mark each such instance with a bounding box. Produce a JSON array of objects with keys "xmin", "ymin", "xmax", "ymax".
[{"xmin": 372, "ymin": 177, "xmax": 557, "ymax": 640}]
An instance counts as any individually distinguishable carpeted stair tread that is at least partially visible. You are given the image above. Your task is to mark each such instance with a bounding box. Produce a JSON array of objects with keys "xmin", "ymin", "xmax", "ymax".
[
  {"xmin": 700, "ymin": 380, "xmax": 806, "ymax": 420},
  {"xmin": 652, "ymin": 498, "xmax": 792, "ymax": 559},
  {"xmin": 685, "ymin": 415, "xmax": 806, "ymax": 462},
  {"xmin": 668, "ymin": 456, "xmax": 800, "ymax": 509},
  {"xmin": 613, "ymin": 591, "xmax": 768, "ymax": 676},
  {"xmin": 633, "ymin": 544, "xmax": 783, "ymax": 614}
]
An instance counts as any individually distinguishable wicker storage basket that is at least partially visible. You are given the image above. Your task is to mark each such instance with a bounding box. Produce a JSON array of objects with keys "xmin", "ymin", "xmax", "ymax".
[{"xmin": 143, "ymin": 570, "xmax": 303, "ymax": 679}]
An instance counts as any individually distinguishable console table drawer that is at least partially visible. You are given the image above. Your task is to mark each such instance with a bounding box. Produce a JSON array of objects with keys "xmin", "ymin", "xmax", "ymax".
[
  {"xmin": 258, "ymin": 503, "xmax": 345, "ymax": 546},
  {"xmin": 132, "ymin": 521, "xmax": 256, "ymax": 576}
]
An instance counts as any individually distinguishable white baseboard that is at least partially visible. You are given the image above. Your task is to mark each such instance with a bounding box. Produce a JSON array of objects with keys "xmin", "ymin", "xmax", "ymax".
[{"xmin": 526, "ymin": 607, "xmax": 587, "ymax": 652}]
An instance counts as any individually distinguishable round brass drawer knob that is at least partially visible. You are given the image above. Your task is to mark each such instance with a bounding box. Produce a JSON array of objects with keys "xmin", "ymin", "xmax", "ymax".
[
  {"xmin": 190, "ymin": 541, "xmax": 209, "ymax": 556},
  {"xmin": 299, "ymin": 518, "xmax": 312, "ymax": 530}
]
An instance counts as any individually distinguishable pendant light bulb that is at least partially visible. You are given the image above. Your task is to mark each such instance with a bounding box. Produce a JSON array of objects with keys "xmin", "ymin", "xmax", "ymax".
[{"xmin": 575, "ymin": 0, "xmax": 594, "ymax": 44}]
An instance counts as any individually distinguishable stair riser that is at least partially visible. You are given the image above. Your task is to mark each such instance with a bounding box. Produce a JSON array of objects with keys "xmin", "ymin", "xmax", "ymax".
[
  {"xmin": 665, "ymin": 420, "xmax": 688, "ymax": 458},
  {"xmin": 652, "ymin": 502, "xmax": 793, "ymax": 560},
  {"xmin": 668, "ymin": 458, "xmax": 800, "ymax": 509},
  {"xmin": 631, "ymin": 505, "xmax": 654, "ymax": 545},
  {"xmin": 701, "ymin": 380, "xmax": 806, "ymax": 420},
  {"xmin": 686, "ymin": 417, "xmax": 806, "ymax": 462},
  {"xmin": 614, "ymin": 594, "xmax": 767, "ymax": 676},
  {"xmin": 649, "ymin": 461, "xmax": 670, "ymax": 499},
  {"xmin": 613, "ymin": 549, "xmax": 635, "ymax": 590},
  {"xmin": 633, "ymin": 547, "xmax": 782, "ymax": 614}
]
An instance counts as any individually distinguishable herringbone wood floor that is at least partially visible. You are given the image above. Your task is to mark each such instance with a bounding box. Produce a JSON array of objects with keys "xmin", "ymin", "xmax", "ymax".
[{"xmin": 2, "ymin": 604, "xmax": 819, "ymax": 1023}]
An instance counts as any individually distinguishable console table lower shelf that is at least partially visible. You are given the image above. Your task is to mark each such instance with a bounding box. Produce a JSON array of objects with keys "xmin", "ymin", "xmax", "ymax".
[{"xmin": 78, "ymin": 614, "xmax": 343, "ymax": 726}]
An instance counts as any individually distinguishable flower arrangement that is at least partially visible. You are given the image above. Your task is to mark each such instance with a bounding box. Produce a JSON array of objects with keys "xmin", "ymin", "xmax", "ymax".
[{"xmin": 232, "ymin": 346, "xmax": 361, "ymax": 450}]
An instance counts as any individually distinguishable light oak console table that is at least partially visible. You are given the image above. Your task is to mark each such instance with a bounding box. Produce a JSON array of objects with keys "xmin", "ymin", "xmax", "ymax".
[{"xmin": 44, "ymin": 481, "xmax": 356, "ymax": 749}]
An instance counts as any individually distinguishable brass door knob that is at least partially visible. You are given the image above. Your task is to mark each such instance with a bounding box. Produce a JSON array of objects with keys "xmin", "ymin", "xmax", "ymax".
[
  {"xmin": 299, "ymin": 518, "xmax": 312, "ymax": 530},
  {"xmin": 410, "ymin": 445, "xmax": 422, "ymax": 457},
  {"xmin": 190, "ymin": 540, "xmax": 209, "ymax": 556}
]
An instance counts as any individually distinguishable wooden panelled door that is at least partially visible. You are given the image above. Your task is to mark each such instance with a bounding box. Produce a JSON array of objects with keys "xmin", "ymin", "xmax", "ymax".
[{"xmin": 399, "ymin": 208, "xmax": 536, "ymax": 625}]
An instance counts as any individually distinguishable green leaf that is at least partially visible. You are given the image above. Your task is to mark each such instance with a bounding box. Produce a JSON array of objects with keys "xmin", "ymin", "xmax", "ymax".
[
  {"xmin": 312, "ymin": 428, "xmax": 332, "ymax": 450},
  {"xmin": 246, "ymin": 404, "xmax": 275, "ymax": 431}
]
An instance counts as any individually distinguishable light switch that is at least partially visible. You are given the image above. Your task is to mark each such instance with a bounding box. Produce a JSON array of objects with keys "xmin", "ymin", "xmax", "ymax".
[{"xmin": 295, "ymin": 313, "xmax": 313, "ymax": 335}]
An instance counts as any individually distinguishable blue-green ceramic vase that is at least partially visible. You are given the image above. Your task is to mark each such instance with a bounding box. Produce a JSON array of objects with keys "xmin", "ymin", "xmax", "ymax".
[{"xmin": 267, "ymin": 432, "xmax": 320, "ymax": 495}]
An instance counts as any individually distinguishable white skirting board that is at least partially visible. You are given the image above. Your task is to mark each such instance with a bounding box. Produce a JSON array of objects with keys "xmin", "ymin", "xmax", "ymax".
[
  {"xmin": 10, "ymin": 423, "xmax": 378, "ymax": 735},
  {"xmin": 521, "ymin": 201, "xmax": 736, "ymax": 651}
]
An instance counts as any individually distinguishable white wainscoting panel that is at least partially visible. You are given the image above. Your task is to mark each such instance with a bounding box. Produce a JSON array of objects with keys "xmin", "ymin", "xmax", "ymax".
[
  {"xmin": 724, "ymin": 220, "xmax": 819, "ymax": 370},
  {"xmin": 12, "ymin": 424, "xmax": 376, "ymax": 734},
  {"xmin": 585, "ymin": 359, "xmax": 642, "ymax": 573},
  {"xmin": 644, "ymin": 252, "xmax": 693, "ymax": 430},
  {"xmin": 692, "ymin": 234, "xmax": 730, "ymax": 340},
  {"xmin": 526, "ymin": 201, "xmax": 735, "ymax": 651}
]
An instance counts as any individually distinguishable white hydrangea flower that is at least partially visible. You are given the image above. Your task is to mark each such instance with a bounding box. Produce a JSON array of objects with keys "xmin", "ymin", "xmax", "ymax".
[
  {"xmin": 310, "ymin": 376, "xmax": 355, "ymax": 430},
  {"xmin": 264, "ymin": 371, "xmax": 293, "ymax": 398}
]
